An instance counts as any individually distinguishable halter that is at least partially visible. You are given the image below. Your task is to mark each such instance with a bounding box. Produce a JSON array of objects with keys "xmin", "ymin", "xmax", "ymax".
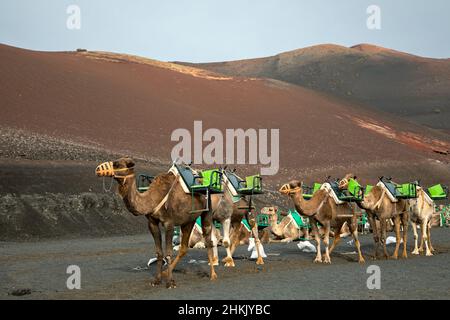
[
  {"xmin": 279, "ymin": 183, "xmax": 302, "ymax": 195},
  {"xmin": 95, "ymin": 161, "xmax": 135, "ymax": 180}
]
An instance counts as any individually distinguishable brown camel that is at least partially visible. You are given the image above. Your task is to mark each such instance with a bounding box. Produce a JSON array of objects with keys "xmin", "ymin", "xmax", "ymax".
[
  {"xmin": 266, "ymin": 208, "xmax": 310, "ymax": 243},
  {"xmin": 279, "ymin": 180, "xmax": 365, "ymax": 264},
  {"xmin": 359, "ymin": 185, "xmax": 409, "ymax": 259},
  {"xmin": 408, "ymin": 187, "xmax": 435, "ymax": 256},
  {"xmin": 95, "ymin": 158, "xmax": 218, "ymax": 288},
  {"xmin": 184, "ymin": 170, "xmax": 265, "ymax": 267}
]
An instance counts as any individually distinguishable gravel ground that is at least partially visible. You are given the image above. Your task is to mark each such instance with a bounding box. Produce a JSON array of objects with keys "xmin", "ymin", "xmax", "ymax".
[{"xmin": 1, "ymin": 228, "xmax": 449, "ymax": 300}]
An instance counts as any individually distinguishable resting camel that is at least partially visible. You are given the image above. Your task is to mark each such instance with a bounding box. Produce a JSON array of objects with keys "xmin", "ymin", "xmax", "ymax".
[
  {"xmin": 408, "ymin": 187, "xmax": 435, "ymax": 256},
  {"xmin": 358, "ymin": 185, "xmax": 409, "ymax": 259},
  {"xmin": 95, "ymin": 158, "xmax": 218, "ymax": 288},
  {"xmin": 279, "ymin": 179, "xmax": 365, "ymax": 264},
  {"xmin": 265, "ymin": 208, "xmax": 309, "ymax": 243}
]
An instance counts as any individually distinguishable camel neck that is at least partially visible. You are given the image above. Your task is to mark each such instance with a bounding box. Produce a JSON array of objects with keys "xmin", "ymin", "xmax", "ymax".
[
  {"xmin": 118, "ymin": 175, "xmax": 148, "ymax": 216},
  {"xmin": 290, "ymin": 191, "xmax": 322, "ymax": 217}
]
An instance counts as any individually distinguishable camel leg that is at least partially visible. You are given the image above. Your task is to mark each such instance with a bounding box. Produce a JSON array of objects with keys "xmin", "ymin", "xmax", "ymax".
[
  {"xmin": 380, "ymin": 218, "xmax": 389, "ymax": 259},
  {"xmin": 210, "ymin": 224, "xmax": 219, "ymax": 266},
  {"xmin": 227, "ymin": 220, "xmax": 242, "ymax": 259},
  {"xmin": 368, "ymin": 215, "xmax": 380, "ymax": 259},
  {"xmin": 163, "ymin": 222, "xmax": 195, "ymax": 284},
  {"xmin": 427, "ymin": 221, "xmax": 435, "ymax": 252},
  {"xmin": 329, "ymin": 221, "xmax": 344, "ymax": 255},
  {"xmin": 311, "ymin": 221, "xmax": 322, "ymax": 263},
  {"xmin": 422, "ymin": 219, "xmax": 432, "ymax": 256},
  {"xmin": 201, "ymin": 212, "xmax": 218, "ymax": 281},
  {"xmin": 148, "ymin": 219, "xmax": 163, "ymax": 286},
  {"xmin": 322, "ymin": 222, "xmax": 331, "ymax": 264},
  {"xmin": 401, "ymin": 212, "xmax": 409, "ymax": 259},
  {"xmin": 411, "ymin": 221, "xmax": 420, "ymax": 255},
  {"xmin": 221, "ymin": 218, "xmax": 235, "ymax": 267},
  {"xmin": 349, "ymin": 218, "xmax": 365, "ymax": 263},
  {"xmin": 163, "ymin": 222, "xmax": 176, "ymax": 288},
  {"xmin": 247, "ymin": 212, "xmax": 264, "ymax": 265},
  {"xmin": 251, "ymin": 223, "xmax": 264, "ymax": 265},
  {"xmin": 391, "ymin": 216, "xmax": 401, "ymax": 260}
]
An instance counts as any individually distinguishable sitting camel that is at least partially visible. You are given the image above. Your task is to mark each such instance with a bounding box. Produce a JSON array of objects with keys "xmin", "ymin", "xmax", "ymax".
[
  {"xmin": 266, "ymin": 208, "xmax": 310, "ymax": 243},
  {"xmin": 408, "ymin": 187, "xmax": 435, "ymax": 256},
  {"xmin": 96, "ymin": 158, "xmax": 218, "ymax": 288},
  {"xmin": 358, "ymin": 185, "xmax": 409, "ymax": 259},
  {"xmin": 279, "ymin": 178, "xmax": 365, "ymax": 264}
]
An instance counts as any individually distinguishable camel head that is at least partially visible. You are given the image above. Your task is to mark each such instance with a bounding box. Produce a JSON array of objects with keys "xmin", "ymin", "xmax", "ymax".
[
  {"xmin": 95, "ymin": 157, "xmax": 135, "ymax": 182},
  {"xmin": 360, "ymin": 185, "xmax": 383, "ymax": 210},
  {"xmin": 279, "ymin": 180, "xmax": 303, "ymax": 196},
  {"xmin": 338, "ymin": 173, "xmax": 357, "ymax": 190}
]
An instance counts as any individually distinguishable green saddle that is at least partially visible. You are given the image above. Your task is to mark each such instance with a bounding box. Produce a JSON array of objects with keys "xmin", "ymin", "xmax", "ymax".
[
  {"xmin": 427, "ymin": 184, "xmax": 448, "ymax": 200},
  {"xmin": 303, "ymin": 183, "xmax": 322, "ymax": 199}
]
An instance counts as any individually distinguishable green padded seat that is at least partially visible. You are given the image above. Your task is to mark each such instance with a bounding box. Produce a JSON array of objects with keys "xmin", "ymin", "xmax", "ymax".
[
  {"xmin": 395, "ymin": 183, "xmax": 417, "ymax": 199},
  {"xmin": 428, "ymin": 184, "xmax": 448, "ymax": 200},
  {"xmin": 347, "ymin": 179, "xmax": 363, "ymax": 201},
  {"xmin": 303, "ymin": 183, "xmax": 322, "ymax": 199},
  {"xmin": 175, "ymin": 164, "xmax": 222, "ymax": 194},
  {"xmin": 190, "ymin": 169, "xmax": 223, "ymax": 194},
  {"xmin": 238, "ymin": 175, "xmax": 263, "ymax": 195},
  {"xmin": 256, "ymin": 213, "xmax": 270, "ymax": 227},
  {"xmin": 365, "ymin": 185, "xmax": 373, "ymax": 195},
  {"xmin": 289, "ymin": 210, "xmax": 311, "ymax": 229},
  {"xmin": 241, "ymin": 218, "xmax": 252, "ymax": 232}
]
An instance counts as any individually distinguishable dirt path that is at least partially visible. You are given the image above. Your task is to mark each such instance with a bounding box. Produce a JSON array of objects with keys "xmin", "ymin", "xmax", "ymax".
[{"xmin": 1, "ymin": 229, "xmax": 449, "ymax": 300}]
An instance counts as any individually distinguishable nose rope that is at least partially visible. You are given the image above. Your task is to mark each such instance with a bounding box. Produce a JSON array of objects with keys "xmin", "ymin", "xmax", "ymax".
[{"xmin": 102, "ymin": 176, "xmax": 114, "ymax": 192}]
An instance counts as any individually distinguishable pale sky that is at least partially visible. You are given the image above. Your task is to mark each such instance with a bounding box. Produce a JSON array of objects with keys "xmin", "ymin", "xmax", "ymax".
[{"xmin": 0, "ymin": 0, "xmax": 449, "ymax": 62}]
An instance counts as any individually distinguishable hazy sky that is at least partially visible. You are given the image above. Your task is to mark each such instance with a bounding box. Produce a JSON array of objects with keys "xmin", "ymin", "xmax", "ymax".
[{"xmin": 0, "ymin": 0, "xmax": 449, "ymax": 62}]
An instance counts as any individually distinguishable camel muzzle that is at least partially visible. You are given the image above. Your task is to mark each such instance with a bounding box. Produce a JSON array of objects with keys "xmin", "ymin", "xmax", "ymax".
[
  {"xmin": 96, "ymin": 161, "xmax": 115, "ymax": 177},
  {"xmin": 279, "ymin": 184, "xmax": 301, "ymax": 195}
]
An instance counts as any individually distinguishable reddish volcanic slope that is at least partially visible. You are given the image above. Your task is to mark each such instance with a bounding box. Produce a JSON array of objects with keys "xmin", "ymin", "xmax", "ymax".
[
  {"xmin": 0, "ymin": 44, "xmax": 449, "ymax": 186},
  {"xmin": 177, "ymin": 44, "xmax": 450, "ymax": 132}
]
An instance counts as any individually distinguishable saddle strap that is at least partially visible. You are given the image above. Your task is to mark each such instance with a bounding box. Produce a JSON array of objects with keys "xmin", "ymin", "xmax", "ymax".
[{"xmin": 154, "ymin": 174, "xmax": 179, "ymax": 213}]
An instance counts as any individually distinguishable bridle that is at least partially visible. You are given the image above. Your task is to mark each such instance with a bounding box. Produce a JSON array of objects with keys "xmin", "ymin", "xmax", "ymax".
[
  {"xmin": 279, "ymin": 183, "xmax": 302, "ymax": 195},
  {"xmin": 95, "ymin": 161, "xmax": 135, "ymax": 180}
]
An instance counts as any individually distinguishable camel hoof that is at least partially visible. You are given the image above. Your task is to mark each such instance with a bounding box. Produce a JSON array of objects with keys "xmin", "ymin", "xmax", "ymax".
[
  {"xmin": 223, "ymin": 257, "xmax": 235, "ymax": 267},
  {"xmin": 166, "ymin": 280, "xmax": 177, "ymax": 289},
  {"xmin": 210, "ymin": 273, "xmax": 218, "ymax": 281},
  {"xmin": 323, "ymin": 257, "xmax": 331, "ymax": 264},
  {"xmin": 390, "ymin": 255, "xmax": 398, "ymax": 260},
  {"xmin": 151, "ymin": 279, "xmax": 162, "ymax": 287},
  {"xmin": 426, "ymin": 252, "xmax": 433, "ymax": 257},
  {"xmin": 418, "ymin": 247, "xmax": 424, "ymax": 252},
  {"xmin": 256, "ymin": 257, "xmax": 264, "ymax": 265},
  {"xmin": 411, "ymin": 250, "xmax": 419, "ymax": 255},
  {"xmin": 402, "ymin": 253, "xmax": 408, "ymax": 259},
  {"xmin": 313, "ymin": 258, "xmax": 322, "ymax": 264},
  {"xmin": 358, "ymin": 258, "xmax": 366, "ymax": 264}
]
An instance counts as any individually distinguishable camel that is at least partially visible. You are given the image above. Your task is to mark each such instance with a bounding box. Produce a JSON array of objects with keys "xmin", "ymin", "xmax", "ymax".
[
  {"xmin": 358, "ymin": 185, "xmax": 409, "ymax": 260},
  {"xmin": 187, "ymin": 222, "xmax": 222, "ymax": 249},
  {"xmin": 279, "ymin": 178, "xmax": 365, "ymax": 264},
  {"xmin": 265, "ymin": 208, "xmax": 310, "ymax": 243},
  {"xmin": 95, "ymin": 158, "xmax": 218, "ymax": 288},
  {"xmin": 408, "ymin": 187, "xmax": 435, "ymax": 256},
  {"xmin": 182, "ymin": 169, "xmax": 265, "ymax": 266}
]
